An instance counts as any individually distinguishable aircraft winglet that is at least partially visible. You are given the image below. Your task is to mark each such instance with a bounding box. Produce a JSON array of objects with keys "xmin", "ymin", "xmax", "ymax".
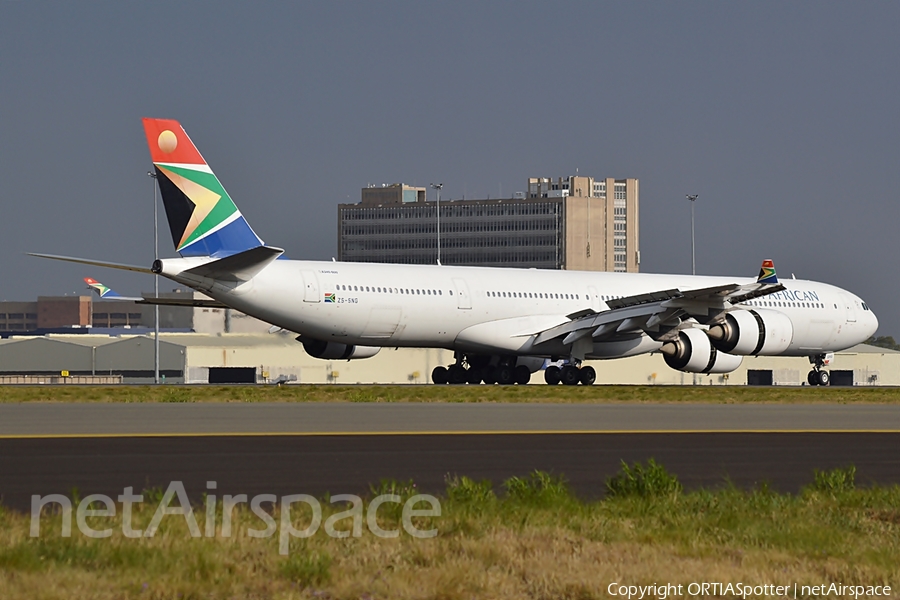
[{"xmin": 757, "ymin": 259, "xmax": 778, "ymax": 284}]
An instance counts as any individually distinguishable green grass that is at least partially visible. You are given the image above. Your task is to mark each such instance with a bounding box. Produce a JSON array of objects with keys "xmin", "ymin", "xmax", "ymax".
[
  {"xmin": 2, "ymin": 384, "xmax": 900, "ymax": 404},
  {"xmin": 810, "ymin": 464, "xmax": 857, "ymax": 494},
  {"xmin": 605, "ymin": 458, "xmax": 683, "ymax": 498},
  {"xmin": 2, "ymin": 465, "xmax": 899, "ymax": 598}
]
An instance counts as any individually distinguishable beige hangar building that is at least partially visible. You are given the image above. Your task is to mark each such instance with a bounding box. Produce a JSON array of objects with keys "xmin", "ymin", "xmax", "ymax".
[{"xmin": 0, "ymin": 332, "xmax": 894, "ymax": 386}]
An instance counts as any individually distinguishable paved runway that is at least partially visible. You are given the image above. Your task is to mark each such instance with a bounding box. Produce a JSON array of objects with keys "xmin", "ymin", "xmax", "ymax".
[
  {"xmin": 2, "ymin": 403, "xmax": 898, "ymax": 512},
  {"xmin": 2, "ymin": 432, "xmax": 898, "ymax": 511},
  {"xmin": 1, "ymin": 402, "xmax": 900, "ymax": 436}
]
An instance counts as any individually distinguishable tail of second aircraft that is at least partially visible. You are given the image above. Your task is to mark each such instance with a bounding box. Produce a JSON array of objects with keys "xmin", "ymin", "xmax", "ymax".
[
  {"xmin": 84, "ymin": 277, "xmax": 122, "ymax": 298},
  {"xmin": 142, "ymin": 118, "xmax": 264, "ymax": 258},
  {"xmin": 757, "ymin": 259, "xmax": 778, "ymax": 284}
]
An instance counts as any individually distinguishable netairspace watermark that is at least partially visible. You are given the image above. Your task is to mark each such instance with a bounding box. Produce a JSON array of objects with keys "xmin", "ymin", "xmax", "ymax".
[
  {"xmin": 608, "ymin": 582, "xmax": 892, "ymax": 599},
  {"xmin": 30, "ymin": 481, "xmax": 441, "ymax": 555}
]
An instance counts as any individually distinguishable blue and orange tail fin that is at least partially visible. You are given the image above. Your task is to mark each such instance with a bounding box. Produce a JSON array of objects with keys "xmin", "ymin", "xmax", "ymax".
[
  {"xmin": 757, "ymin": 259, "xmax": 778, "ymax": 284},
  {"xmin": 84, "ymin": 277, "xmax": 124, "ymax": 299},
  {"xmin": 142, "ymin": 118, "xmax": 264, "ymax": 258}
]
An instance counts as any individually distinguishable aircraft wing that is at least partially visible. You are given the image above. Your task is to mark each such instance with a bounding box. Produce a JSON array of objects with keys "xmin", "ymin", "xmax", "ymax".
[{"xmin": 533, "ymin": 281, "xmax": 786, "ymax": 346}]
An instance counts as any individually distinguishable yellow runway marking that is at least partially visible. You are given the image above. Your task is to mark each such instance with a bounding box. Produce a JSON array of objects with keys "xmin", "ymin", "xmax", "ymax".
[{"xmin": 1, "ymin": 429, "xmax": 900, "ymax": 440}]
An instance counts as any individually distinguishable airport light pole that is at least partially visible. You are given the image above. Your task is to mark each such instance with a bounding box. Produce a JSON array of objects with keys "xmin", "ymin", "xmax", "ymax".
[
  {"xmin": 148, "ymin": 170, "xmax": 160, "ymax": 384},
  {"xmin": 685, "ymin": 194, "xmax": 698, "ymax": 385},
  {"xmin": 686, "ymin": 194, "xmax": 698, "ymax": 276},
  {"xmin": 430, "ymin": 183, "xmax": 443, "ymax": 264}
]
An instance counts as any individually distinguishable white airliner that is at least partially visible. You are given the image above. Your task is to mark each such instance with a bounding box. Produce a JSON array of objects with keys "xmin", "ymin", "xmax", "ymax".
[{"xmin": 32, "ymin": 119, "xmax": 878, "ymax": 386}]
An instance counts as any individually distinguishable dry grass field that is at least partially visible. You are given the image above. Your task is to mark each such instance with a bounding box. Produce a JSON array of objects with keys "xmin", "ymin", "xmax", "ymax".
[
  {"xmin": 2, "ymin": 386, "xmax": 896, "ymax": 597},
  {"xmin": 1, "ymin": 466, "xmax": 896, "ymax": 599},
  {"xmin": 1, "ymin": 384, "xmax": 899, "ymax": 404}
]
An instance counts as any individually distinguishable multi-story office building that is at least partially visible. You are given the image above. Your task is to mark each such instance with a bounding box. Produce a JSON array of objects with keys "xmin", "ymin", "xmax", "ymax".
[{"xmin": 338, "ymin": 176, "xmax": 639, "ymax": 272}]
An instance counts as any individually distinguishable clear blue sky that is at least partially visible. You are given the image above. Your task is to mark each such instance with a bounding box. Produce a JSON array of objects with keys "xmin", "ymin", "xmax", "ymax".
[{"xmin": 2, "ymin": 2, "xmax": 898, "ymax": 335}]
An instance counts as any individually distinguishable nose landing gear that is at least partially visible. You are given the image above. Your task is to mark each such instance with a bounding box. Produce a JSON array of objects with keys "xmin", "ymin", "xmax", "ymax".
[
  {"xmin": 807, "ymin": 354, "xmax": 830, "ymax": 386},
  {"xmin": 807, "ymin": 369, "xmax": 830, "ymax": 386}
]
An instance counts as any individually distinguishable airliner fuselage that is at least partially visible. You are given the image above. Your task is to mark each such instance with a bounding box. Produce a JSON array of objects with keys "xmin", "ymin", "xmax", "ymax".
[{"xmin": 158, "ymin": 257, "xmax": 877, "ymax": 359}]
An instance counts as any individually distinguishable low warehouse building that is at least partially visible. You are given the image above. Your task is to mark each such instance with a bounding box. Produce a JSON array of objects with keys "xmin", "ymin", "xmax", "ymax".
[{"xmin": 0, "ymin": 333, "xmax": 895, "ymax": 385}]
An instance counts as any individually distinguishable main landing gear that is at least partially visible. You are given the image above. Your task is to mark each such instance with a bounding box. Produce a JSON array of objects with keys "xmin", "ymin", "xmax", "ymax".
[
  {"xmin": 807, "ymin": 354, "xmax": 830, "ymax": 386},
  {"xmin": 431, "ymin": 355, "xmax": 532, "ymax": 385},
  {"xmin": 544, "ymin": 363, "xmax": 596, "ymax": 386}
]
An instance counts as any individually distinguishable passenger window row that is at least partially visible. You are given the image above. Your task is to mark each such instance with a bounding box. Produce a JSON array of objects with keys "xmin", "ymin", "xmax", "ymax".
[
  {"xmin": 486, "ymin": 291, "xmax": 580, "ymax": 300},
  {"xmin": 744, "ymin": 299, "xmax": 824, "ymax": 309},
  {"xmin": 335, "ymin": 284, "xmax": 447, "ymax": 296}
]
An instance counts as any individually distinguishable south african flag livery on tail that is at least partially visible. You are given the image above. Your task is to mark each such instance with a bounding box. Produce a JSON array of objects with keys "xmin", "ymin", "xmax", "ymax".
[
  {"xmin": 142, "ymin": 118, "xmax": 263, "ymax": 258},
  {"xmin": 84, "ymin": 277, "xmax": 121, "ymax": 298},
  {"xmin": 757, "ymin": 259, "xmax": 778, "ymax": 284}
]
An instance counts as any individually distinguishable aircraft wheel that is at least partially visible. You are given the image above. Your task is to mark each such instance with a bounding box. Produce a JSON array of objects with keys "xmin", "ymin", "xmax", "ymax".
[
  {"xmin": 544, "ymin": 366, "xmax": 561, "ymax": 385},
  {"xmin": 579, "ymin": 366, "xmax": 596, "ymax": 386},
  {"xmin": 807, "ymin": 370, "xmax": 818, "ymax": 386},
  {"xmin": 561, "ymin": 366, "xmax": 580, "ymax": 386},
  {"xmin": 448, "ymin": 365, "xmax": 467, "ymax": 385},
  {"xmin": 431, "ymin": 366, "xmax": 449, "ymax": 385},
  {"xmin": 482, "ymin": 367, "xmax": 497, "ymax": 385},
  {"xmin": 496, "ymin": 366, "xmax": 515, "ymax": 385},
  {"xmin": 467, "ymin": 368, "xmax": 483, "ymax": 385},
  {"xmin": 817, "ymin": 370, "xmax": 830, "ymax": 386},
  {"xmin": 514, "ymin": 365, "xmax": 531, "ymax": 385}
]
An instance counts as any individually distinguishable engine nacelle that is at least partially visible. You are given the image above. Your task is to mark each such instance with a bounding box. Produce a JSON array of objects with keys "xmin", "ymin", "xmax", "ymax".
[
  {"xmin": 660, "ymin": 328, "xmax": 743, "ymax": 374},
  {"xmin": 300, "ymin": 338, "xmax": 381, "ymax": 360},
  {"xmin": 706, "ymin": 309, "xmax": 793, "ymax": 355}
]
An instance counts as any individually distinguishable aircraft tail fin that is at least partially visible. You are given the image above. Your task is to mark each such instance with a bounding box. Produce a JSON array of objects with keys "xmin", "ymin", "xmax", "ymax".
[
  {"xmin": 84, "ymin": 277, "xmax": 143, "ymax": 301},
  {"xmin": 757, "ymin": 259, "xmax": 778, "ymax": 284},
  {"xmin": 141, "ymin": 118, "xmax": 264, "ymax": 258},
  {"xmin": 84, "ymin": 277, "xmax": 123, "ymax": 298}
]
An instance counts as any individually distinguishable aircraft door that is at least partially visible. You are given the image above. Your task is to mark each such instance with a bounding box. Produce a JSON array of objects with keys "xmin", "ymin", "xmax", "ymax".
[
  {"xmin": 301, "ymin": 270, "xmax": 320, "ymax": 303},
  {"xmin": 839, "ymin": 292, "xmax": 858, "ymax": 323},
  {"xmin": 452, "ymin": 278, "xmax": 472, "ymax": 310}
]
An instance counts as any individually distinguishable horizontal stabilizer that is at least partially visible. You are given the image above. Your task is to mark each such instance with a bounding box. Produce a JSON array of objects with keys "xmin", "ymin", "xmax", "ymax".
[
  {"xmin": 136, "ymin": 297, "xmax": 228, "ymax": 309},
  {"xmin": 28, "ymin": 253, "xmax": 154, "ymax": 274},
  {"xmin": 181, "ymin": 245, "xmax": 283, "ymax": 282}
]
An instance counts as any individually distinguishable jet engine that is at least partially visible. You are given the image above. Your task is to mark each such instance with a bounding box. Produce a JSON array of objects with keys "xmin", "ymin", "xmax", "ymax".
[
  {"xmin": 660, "ymin": 328, "xmax": 743, "ymax": 374},
  {"xmin": 705, "ymin": 309, "xmax": 792, "ymax": 356},
  {"xmin": 300, "ymin": 338, "xmax": 381, "ymax": 360}
]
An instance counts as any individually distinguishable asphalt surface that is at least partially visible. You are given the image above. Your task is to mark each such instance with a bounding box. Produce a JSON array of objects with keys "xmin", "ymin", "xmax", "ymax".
[
  {"xmin": 2, "ymin": 433, "xmax": 898, "ymax": 511},
  {"xmin": 1, "ymin": 402, "xmax": 900, "ymax": 436},
  {"xmin": 3, "ymin": 403, "xmax": 899, "ymax": 512}
]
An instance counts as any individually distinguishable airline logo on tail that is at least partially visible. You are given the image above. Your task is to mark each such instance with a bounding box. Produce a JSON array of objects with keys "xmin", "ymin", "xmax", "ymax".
[
  {"xmin": 84, "ymin": 277, "xmax": 123, "ymax": 298},
  {"xmin": 757, "ymin": 259, "xmax": 778, "ymax": 284},
  {"xmin": 142, "ymin": 118, "xmax": 263, "ymax": 258}
]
